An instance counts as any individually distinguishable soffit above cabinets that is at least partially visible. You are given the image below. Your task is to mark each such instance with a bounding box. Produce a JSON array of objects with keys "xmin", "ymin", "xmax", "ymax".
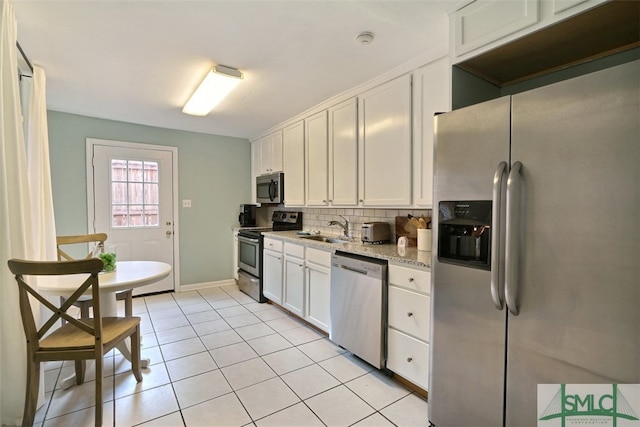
[{"xmin": 456, "ymin": 0, "xmax": 640, "ymax": 87}]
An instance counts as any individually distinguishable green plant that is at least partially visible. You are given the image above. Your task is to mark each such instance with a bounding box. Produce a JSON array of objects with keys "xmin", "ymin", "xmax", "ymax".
[{"xmin": 99, "ymin": 252, "xmax": 117, "ymax": 271}]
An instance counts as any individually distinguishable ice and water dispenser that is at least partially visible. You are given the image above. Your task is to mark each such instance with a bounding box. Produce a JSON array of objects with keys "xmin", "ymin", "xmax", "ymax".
[{"xmin": 438, "ymin": 201, "xmax": 491, "ymax": 270}]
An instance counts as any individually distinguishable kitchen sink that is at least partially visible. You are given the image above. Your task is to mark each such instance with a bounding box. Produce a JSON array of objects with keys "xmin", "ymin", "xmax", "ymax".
[{"xmin": 300, "ymin": 235, "xmax": 351, "ymax": 244}]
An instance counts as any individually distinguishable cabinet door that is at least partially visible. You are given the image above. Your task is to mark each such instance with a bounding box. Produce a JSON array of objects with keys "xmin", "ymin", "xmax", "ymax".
[
  {"xmin": 282, "ymin": 121, "xmax": 305, "ymax": 206},
  {"xmin": 358, "ymin": 74, "xmax": 412, "ymax": 206},
  {"xmin": 262, "ymin": 249, "xmax": 283, "ymax": 304},
  {"xmin": 454, "ymin": 0, "xmax": 539, "ymax": 57},
  {"xmin": 413, "ymin": 57, "xmax": 450, "ymax": 207},
  {"xmin": 251, "ymin": 142, "xmax": 258, "ymax": 203},
  {"xmin": 306, "ymin": 262, "xmax": 331, "ymax": 332},
  {"xmin": 305, "ymin": 110, "xmax": 329, "ymax": 206},
  {"xmin": 270, "ymin": 130, "xmax": 283, "ymax": 173},
  {"xmin": 233, "ymin": 230, "xmax": 239, "ymax": 280},
  {"xmin": 328, "ymin": 98, "xmax": 358, "ymax": 206},
  {"xmin": 258, "ymin": 135, "xmax": 270, "ymax": 175},
  {"xmin": 284, "ymin": 255, "xmax": 305, "ymax": 317}
]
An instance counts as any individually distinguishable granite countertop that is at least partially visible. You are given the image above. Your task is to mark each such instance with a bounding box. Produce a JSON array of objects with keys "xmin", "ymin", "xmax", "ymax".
[{"xmin": 262, "ymin": 230, "xmax": 432, "ymax": 270}]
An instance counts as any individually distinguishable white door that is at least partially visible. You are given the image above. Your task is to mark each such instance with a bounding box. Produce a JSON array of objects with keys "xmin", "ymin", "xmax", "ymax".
[{"xmin": 88, "ymin": 139, "xmax": 177, "ymax": 295}]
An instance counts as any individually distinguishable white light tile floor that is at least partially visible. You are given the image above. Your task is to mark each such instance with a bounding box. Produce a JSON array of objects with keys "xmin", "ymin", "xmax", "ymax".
[{"xmin": 35, "ymin": 285, "xmax": 428, "ymax": 426}]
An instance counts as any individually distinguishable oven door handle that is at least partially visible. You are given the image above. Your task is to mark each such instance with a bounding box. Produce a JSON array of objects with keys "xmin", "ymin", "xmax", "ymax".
[{"xmin": 238, "ymin": 236, "xmax": 260, "ymax": 244}]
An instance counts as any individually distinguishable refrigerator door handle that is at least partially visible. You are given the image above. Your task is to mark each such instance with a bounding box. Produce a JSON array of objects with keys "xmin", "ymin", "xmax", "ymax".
[
  {"xmin": 505, "ymin": 161, "xmax": 522, "ymax": 315},
  {"xmin": 490, "ymin": 161, "xmax": 508, "ymax": 310}
]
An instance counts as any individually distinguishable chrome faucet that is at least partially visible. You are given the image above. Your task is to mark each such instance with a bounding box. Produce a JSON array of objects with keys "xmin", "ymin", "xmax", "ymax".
[{"xmin": 328, "ymin": 215, "xmax": 349, "ymax": 237}]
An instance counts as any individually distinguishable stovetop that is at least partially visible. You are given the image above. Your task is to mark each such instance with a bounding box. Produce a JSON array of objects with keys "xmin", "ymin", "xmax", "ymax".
[{"xmin": 238, "ymin": 211, "xmax": 302, "ymax": 238}]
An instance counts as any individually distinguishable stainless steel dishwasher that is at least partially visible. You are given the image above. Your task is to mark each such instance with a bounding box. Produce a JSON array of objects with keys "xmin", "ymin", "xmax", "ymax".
[{"xmin": 330, "ymin": 251, "xmax": 388, "ymax": 369}]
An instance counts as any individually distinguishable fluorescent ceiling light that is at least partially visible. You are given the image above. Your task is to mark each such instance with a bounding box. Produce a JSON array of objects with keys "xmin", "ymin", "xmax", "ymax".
[{"xmin": 182, "ymin": 65, "xmax": 243, "ymax": 116}]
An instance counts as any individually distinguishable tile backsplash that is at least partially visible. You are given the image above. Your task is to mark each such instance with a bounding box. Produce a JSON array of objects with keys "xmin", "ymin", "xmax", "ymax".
[{"xmin": 258, "ymin": 206, "xmax": 432, "ymax": 242}]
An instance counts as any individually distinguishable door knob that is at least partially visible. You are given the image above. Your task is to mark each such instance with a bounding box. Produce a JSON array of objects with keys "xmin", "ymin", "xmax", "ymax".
[{"xmin": 166, "ymin": 231, "xmax": 173, "ymax": 236}]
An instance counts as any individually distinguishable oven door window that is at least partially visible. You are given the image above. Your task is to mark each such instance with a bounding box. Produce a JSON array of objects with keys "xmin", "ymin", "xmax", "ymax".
[{"xmin": 239, "ymin": 240, "xmax": 257, "ymax": 268}]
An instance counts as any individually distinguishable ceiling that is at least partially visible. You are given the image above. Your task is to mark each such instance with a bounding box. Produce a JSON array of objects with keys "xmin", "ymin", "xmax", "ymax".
[{"xmin": 13, "ymin": 0, "xmax": 457, "ymax": 140}]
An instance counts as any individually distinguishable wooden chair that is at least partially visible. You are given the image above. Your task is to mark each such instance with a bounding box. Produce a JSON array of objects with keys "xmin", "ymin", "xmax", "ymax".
[
  {"xmin": 7, "ymin": 258, "xmax": 142, "ymax": 427},
  {"xmin": 56, "ymin": 233, "xmax": 133, "ymax": 318}
]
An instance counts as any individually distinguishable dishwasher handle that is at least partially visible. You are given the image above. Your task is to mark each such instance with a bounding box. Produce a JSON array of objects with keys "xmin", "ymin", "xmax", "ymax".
[{"xmin": 337, "ymin": 264, "xmax": 368, "ymax": 275}]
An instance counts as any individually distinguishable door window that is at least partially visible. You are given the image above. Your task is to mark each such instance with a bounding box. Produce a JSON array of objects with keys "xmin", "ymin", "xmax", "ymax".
[{"xmin": 111, "ymin": 159, "xmax": 159, "ymax": 227}]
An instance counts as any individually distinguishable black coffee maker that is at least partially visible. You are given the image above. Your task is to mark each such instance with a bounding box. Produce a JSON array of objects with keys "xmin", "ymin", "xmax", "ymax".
[{"xmin": 239, "ymin": 204, "xmax": 257, "ymax": 227}]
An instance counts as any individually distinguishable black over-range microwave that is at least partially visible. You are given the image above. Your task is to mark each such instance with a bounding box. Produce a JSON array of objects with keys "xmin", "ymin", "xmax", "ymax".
[{"xmin": 256, "ymin": 172, "xmax": 284, "ymax": 204}]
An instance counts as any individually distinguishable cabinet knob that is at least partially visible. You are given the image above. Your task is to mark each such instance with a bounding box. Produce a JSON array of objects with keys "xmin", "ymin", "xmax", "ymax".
[
  {"xmin": 408, "ymin": 277, "xmax": 414, "ymax": 282},
  {"xmin": 407, "ymin": 312, "xmax": 413, "ymax": 317},
  {"xmin": 166, "ymin": 231, "xmax": 173, "ymax": 236},
  {"xmin": 406, "ymin": 357, "xmax": 413, "ymax": 363},
  {"xmin": 359, "ymin": 199, "xmax": 364, "ymax": 203},
  {"xmin": 322, "ymin": 200, "xmax": 327, "ymax": 203}
]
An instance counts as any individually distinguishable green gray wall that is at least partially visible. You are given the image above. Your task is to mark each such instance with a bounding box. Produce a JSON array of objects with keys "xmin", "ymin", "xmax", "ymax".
[{"xmin": 47, "ymin": 111, "xmax": 251, "ymax": 286}]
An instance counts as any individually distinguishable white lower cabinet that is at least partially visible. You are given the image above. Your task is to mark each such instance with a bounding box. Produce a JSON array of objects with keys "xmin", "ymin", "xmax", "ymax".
[
  {"xmin": 233, "ymin": 229, "xmax": 239, "ymax": 280},
  {"xmin": 262, "ymin": 239, "xmax": 331, "ymax": 333},
  {"xmin": 305, "ymin": 247, "xmax": 332, "ymax": 332},
  {"xmin": 263, "ymin": 238, "xmax": 284, "ymax": 304},
  {"xmin": 387, "ymin": 263, "xmax": 431, "ymax": 390},
  {"xmin": 387, "ymin": 329, "xmax": 429, "ymax": 390},
  {"xmin": 283, "ymin": 242, "xmax": 305, "ymax": 317}
]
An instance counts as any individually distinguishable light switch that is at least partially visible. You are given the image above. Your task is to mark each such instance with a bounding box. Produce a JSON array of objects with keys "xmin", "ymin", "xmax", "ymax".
[{"xmin": 182, "ymin": 199, "xmax": 192, "ymax": 208}]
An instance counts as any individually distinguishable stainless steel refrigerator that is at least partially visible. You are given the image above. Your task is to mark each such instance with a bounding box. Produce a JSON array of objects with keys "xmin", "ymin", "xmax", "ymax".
[{"xmin": 429, "ymin": 59, "xmax": 639, "ymax": 426}]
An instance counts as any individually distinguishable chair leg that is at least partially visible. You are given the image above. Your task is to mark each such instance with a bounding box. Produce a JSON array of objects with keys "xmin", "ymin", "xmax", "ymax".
[
  {"xmin": 23, "ymin": 356, "xmax": 40, "ymax": 427},
  {"xmin": 119, "ymin": 289, "xmax": 133, "ymax": 317},
  {"xmin": 94, "ymin": 352, "xmax": 103, "ymax": 427},
  {"xmin": 74, "ymin": 360, "xmax": 86, "ymax": 385},
  {"xmin": 79, "ymin": 300, "xmax": 91, "ymax": 318},
  {"xmin": 131, "ymin": 325, "xmax": 143, "ymax": 382}
]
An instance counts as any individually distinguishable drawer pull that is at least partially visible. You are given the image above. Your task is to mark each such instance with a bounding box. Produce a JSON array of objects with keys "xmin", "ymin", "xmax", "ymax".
[
  {"xmin": 407, "ymin": 312, "xmax": 413, "ymax": 317},
  {"xmin": 407, "ymin": 357, "xmax": 413, "ymax": 363},
  {"xmin": 408, "ymin": 277, "xmax": 414, "ymax": 282}
]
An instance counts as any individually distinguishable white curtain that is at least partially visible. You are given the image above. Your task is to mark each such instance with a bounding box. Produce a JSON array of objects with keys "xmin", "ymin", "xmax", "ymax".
[
  {"xmin": 1, "ymin": 1, "xmax": 56, "ymax": 424},
  {"xmin": 27, "ymin": 66, "xmax": 57, "ymax": 263}
]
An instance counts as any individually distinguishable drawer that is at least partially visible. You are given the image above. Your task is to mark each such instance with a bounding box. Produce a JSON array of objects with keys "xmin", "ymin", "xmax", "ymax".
[
  {"xmin": 389, "ymin": 264, "xmax": 430, "ymax": 294},
  {"xmin": 388, "ymin": 286, "xmax": 430, "ymax": 342},
  {"xmin": 387, "ymin": 328, "xmax": 429, "ymax": 390},
  {"xmin": 306, "ymin": 247, "xmax": 331, "ymax": 267},
  {"xmin": 284, "ymin": 241, "xmax": 304, "ymax": 258},
  {"xmin": 264, "ymin": 237, "xmax": 283, "ymax": 252}
]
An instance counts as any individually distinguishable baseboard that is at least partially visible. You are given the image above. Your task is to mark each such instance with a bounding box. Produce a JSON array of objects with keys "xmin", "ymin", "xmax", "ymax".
[{"xmin": 179, "ymin": 278, "xmax": 237, "ymax": 293}]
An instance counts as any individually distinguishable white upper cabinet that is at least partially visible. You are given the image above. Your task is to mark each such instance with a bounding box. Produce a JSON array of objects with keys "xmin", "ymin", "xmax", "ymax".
[
  {"xmin": 282, "ymin": 120, "xmax": 305, "ymax": 206},
  {"xmin": 358, "ymin": 74, "xmax": 412, "ymax": 207},
  {"xmin": 454, "ymin": 0, "xmax": 539, "ymax": 57},
  {"xmin": 305, "ymin": 110, "xmax": 329, "ymax": 206},
  {"xmin": 259, "ymin": 130, "xmax": 283, "ymax": 175},
  {"xmin": 413, "ymin": 57, "xmax": 451, "ymax": 207},
  {"xmin": 328, "ymin": 98, "xmax": 358, "ymax": 206},
  {"xmin": 452, "ymin": 0, "xmax": 607, "ymax": 63},
  {"xmin": 251, "ymin": 140, "xmax": 260, "ymax": 202}
]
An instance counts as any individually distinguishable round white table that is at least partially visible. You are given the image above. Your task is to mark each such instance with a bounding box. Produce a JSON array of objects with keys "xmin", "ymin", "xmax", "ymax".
[{"xmin": 39, "ymin": 260, "xmax": 172, "ymax": 388}]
